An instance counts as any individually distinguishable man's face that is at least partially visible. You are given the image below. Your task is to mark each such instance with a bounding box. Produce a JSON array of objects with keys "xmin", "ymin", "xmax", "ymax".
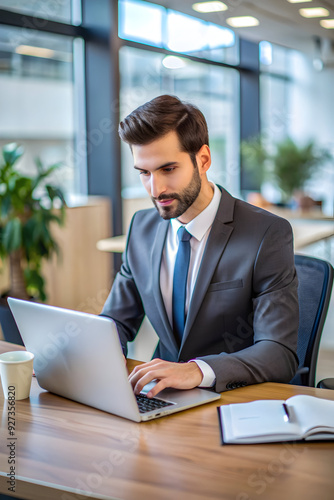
[{"xmin": 132, "ymin": 131, "xmax": 202, "ymax": 220}]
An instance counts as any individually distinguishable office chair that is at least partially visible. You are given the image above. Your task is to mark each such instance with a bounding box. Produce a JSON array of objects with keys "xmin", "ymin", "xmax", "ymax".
[
  {"xmin": 317, "ymin": 378, "xmax": 334, "ymax": 389},
  {"xmin": 289, "ymin": 254, "xmax": 333, "ymax": 387}
]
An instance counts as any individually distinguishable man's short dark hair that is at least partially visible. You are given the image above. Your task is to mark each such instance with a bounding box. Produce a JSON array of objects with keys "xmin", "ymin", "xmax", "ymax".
[{"xmin": 118, "ymin": 95, "xmax": 209, "ymax": 158}]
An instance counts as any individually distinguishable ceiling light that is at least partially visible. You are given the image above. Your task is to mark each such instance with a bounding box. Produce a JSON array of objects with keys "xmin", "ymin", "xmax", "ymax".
[
  {"xmin": 320, "ymin": 18, "xmax": 334, "ymax": 28},
  {"xmin": 287, "ymin": 0, "xmax": 312, "ymax": 3},
  {"xmin": 162, "ymin": 55, "xmax": 187, "ymax": 69},
  {"xmin": 299, "ymin": 7, "xmax": 329, "ymax": 18},
  {"xmin": 16, "ymin": 45, "xmax": 55, "ymax": 59},
  {"xmin": 226, "ymin": 16, "xmax": 259, "ymax": 28},
  {"xmin": 192, "ymin": 1, "xmax": 228, "ymax": 13}
]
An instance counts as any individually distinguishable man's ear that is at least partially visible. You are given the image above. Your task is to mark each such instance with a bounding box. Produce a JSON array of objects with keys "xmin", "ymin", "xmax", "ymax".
[{"xmin": 196, "ymin": 145, "xmax": 211, "ymax": 175}]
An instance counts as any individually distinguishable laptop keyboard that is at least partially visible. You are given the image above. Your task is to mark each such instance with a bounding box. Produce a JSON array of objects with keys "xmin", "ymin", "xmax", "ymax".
[{"xmin": 136, "ymin": 393, "xmax": 174, "ymax": 414}]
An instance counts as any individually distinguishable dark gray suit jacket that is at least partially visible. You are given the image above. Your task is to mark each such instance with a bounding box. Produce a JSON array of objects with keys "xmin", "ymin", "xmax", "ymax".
[{"xmin": 101, "ymin": 188, "xmax": 299, "ymax": 392}]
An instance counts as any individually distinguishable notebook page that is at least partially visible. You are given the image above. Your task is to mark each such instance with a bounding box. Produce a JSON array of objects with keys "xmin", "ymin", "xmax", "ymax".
[
  {"xmin": 286, "ymin": 395, "xmax": 334, "ymax": 436},
  {"xmin": 228, "ymin": 400, "xmax": 301, "ymax": 440}
]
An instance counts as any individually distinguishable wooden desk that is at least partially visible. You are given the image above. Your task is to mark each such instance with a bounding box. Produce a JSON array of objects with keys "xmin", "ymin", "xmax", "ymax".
[{"xmin": 1, "ymin": 341, "xmax": 334, "ymax": 500}]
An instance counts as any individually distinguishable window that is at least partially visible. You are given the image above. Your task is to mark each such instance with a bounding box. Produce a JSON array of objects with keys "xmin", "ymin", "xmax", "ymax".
[
  {"xmin": 260, "ymin": 41, "xmax": 334, "ymax": 212},
  {"xmin": 118, "ymin": 1, "xmax": 241, "ymax": 227},
  {"xmin": 0, "ymin": 0, "xmax": 79, "ymax": 25},
  {"xmin": 118, "ymin": 0, "xmax": 238, "ymax": 65},
  {"xmin": 120, "ymin": 46, "xmax": 239, "ymax": 226},
  {"xmin": 166, "ymin": 9, "xmax": 237, "ymax": 64},
  {"xmin": 119, "ymin": 0, "xmax": 163, "ymax": 47},
  {"xmin": 0, "ymin": 24, "xmax": 85, "ymax": 197}
]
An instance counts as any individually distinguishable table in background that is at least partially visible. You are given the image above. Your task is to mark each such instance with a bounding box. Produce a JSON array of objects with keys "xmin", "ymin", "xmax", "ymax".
[
  {"xmin": 97, "ymin": 221, "xmax": 334, "ymax": 254},
  {"xmin": 0, "ymin": 341, "xmax": 334, "ymax": 500},
  {"xmin": 292, "ymin": 221, "xmax": 334, "ymax": 253},
  {"xmin": 96, "ymin": 234, "xmax": 126, "ymax": 253}
]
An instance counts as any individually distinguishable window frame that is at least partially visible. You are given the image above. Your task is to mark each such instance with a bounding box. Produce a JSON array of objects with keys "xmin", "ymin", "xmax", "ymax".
[{"xmin": 0, "ymin": 1, "xmax": 261, "ymax": 274}]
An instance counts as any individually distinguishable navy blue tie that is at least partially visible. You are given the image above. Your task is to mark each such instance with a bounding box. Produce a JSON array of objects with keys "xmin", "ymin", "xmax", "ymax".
[{"xmin": 172, "ymin": 226, "xmax": 192, "ymax": 341}]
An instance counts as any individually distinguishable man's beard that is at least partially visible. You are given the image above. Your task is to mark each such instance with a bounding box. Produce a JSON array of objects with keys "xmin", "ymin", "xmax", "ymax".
[{"xmin": 152, "ymin": 167, "xmax": 201, "ymax": 220}]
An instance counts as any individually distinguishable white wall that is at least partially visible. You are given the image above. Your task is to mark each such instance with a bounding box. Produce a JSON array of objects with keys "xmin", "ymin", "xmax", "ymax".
[{"xmin": 0, "ymin": 75, "xmax": 73, "ymax": 139}]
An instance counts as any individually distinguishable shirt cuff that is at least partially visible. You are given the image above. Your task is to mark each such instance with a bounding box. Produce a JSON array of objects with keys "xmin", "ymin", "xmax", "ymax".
[{"xmin": 189, "ymin": 359, "xmax": 216, "ymax": 388}]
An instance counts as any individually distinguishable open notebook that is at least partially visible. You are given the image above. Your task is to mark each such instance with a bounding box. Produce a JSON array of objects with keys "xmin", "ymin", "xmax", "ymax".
[{"xmin": 218, "ymin": 395, "xmax": 334, "ymax": 444}]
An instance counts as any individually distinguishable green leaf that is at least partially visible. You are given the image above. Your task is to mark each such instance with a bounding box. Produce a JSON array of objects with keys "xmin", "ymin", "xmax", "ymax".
[
  {"xmin": 0, "ymin": 194, "xmax": 11, "ymax": 219},
  {"xmin": 241, "ymin": 135, "xmax": 332, "ymax": 201},
  {"xmin": 241, "ymin": 136, "xmax": 268, "ymax": 185},
  {"xmin": 32, "ymin": 160, "xmax": 64, "ymax": 191},
  {"xmin": 0, "ymin": 142, "xmax": 66, "ymax": 300},
  {"xmin": 22, "ymin": 217, "xmax": 38, "ymax": 254},
  {"xmin": 2, "ymin": 143, "xmax": 24, "ymax": 167},
  {"xmin": 13, "ymin": 176, "xmax": 34, "ymax": 202},
  {"xmin": 34, "ymin": 157, "xmax": 44, "ymax": 175},
  {"xmin": 24, "ymin": 267, "xmax": 46, "ymax": 302},
  {"xmin": 272, "ymin": 137, "xmax": 331, "ymax": 199},
  {"xmin": 3, "ymin": 217, "xmax": 22, "ymax": 252},
  {"xmin": 45, "ymin": 185, "xmax": 66, "ymax": 206}
]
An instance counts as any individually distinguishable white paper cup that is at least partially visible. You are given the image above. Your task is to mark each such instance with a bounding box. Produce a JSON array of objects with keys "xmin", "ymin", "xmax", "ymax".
[{"xmin": 0, "ymin": 351, "xmax": 34, "ymax": 400}]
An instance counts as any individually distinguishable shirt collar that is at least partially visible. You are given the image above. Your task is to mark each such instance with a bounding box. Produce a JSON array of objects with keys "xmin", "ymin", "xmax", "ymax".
[{"xmin": 170, "ymin": 183, "xmax": 221, "ymax": 242}]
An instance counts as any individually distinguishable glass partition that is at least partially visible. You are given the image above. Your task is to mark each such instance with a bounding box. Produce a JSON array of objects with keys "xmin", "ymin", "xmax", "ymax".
[
  {"xmin": 0, "ymin": 25, "xmax": 84, "ymax": 196},
  {"xmin": 0, "ymin": 0, "xmax": 78, "ymax": 25},
  {"xmin": 119, "ymin": 45, "xmax": 240, "ymax": 227},
  {"xmin": 119, "ymin": 0, "xmax": 239, "ymax": 65}
]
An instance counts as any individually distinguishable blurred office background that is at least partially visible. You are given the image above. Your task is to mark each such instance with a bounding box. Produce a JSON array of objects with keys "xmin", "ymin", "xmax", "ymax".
[{"xmin": 0, "ymin": 0, "xmax": 333, "ymax": 379}]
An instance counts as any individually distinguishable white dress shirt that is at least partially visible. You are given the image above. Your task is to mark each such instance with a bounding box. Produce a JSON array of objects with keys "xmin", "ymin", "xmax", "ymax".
[{"xmin": 160, "ymin": 182, "xmax": 221, "ymax": 387}]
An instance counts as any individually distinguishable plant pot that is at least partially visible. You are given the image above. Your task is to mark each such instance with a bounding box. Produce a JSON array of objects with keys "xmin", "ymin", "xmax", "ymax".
[{"xmin": 0, "ymin": 297, "xmax": 24, "ymax": 345}]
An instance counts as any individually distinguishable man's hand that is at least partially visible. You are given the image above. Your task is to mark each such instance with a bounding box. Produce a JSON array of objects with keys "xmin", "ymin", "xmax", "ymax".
[{"xmin": 128, "ymin": 359, "xmax": 203, "ymax": 398}]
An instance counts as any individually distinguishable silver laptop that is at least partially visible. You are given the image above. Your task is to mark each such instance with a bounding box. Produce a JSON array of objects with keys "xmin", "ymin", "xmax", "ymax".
[{"xmin": 8, "ymin": 298, "xmax": 220, "ymax": 422}]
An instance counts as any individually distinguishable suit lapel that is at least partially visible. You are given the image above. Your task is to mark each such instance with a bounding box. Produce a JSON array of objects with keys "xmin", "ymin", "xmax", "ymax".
[
  {"xmin": 151, "ymin": 219, "xmax": 180, "ymax": 354},
  {"xmin": 181, "ymin": 188, "xmax": 235, "ymax": 348}
]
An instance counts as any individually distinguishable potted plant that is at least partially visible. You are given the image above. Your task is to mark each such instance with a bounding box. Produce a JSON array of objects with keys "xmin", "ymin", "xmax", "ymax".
[
  {"xmin": 241, "ymin": 136, "xmax": 331, "ymax": 205},
  {"xmin": 0, "ymin": 143, "xmax": 66, "ymax": 343}
]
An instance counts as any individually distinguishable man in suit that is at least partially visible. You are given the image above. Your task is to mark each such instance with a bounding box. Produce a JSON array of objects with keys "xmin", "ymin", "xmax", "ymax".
[{"xmin": 101, "ymin": 95, "xmax": 299, "ymax": 397}]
